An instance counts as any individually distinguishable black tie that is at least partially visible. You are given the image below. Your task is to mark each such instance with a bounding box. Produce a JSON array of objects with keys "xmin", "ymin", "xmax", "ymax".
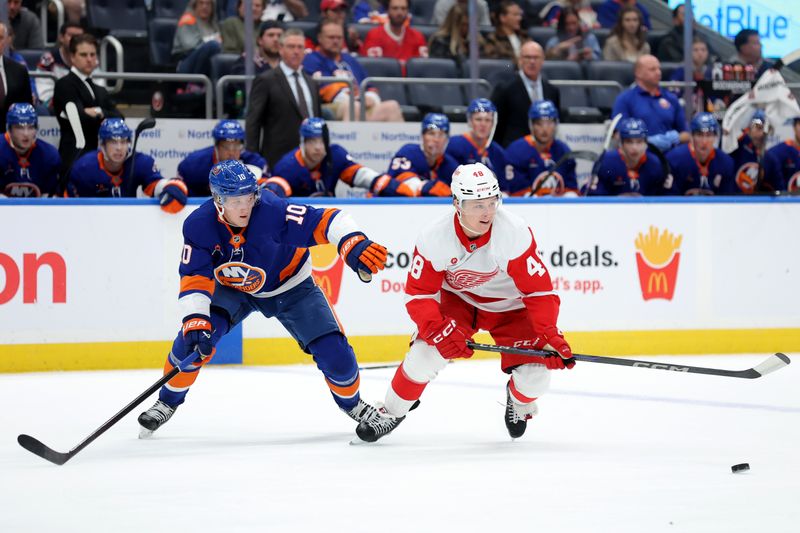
[
  {"xmin": 293, "ymin": 71, "xmax": 310, "ymax": 118},
  {"xmin": 85, "ymin": 76, "xmax": 96, "ymax": 100},
  {"xmin": 0, "ymin": 70, "xmax": 6, "ymax": 109}
]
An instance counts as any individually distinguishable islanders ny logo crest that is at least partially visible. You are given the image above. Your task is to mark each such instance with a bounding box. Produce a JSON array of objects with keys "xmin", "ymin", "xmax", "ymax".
[
  {"xmin": 214, "ymin": 262, "xmax": 267, "ymax": 293},
  {"xmin": 309, "ymin": 244, "xmax": 345, "ymax": 305},
  {"xmin": 634, "ymin": 226, "xmax": 682, "ymax": 301}
]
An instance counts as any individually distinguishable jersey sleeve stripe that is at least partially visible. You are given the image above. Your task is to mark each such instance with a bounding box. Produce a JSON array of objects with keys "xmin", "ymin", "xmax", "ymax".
[
  {"xmin": 523, "ymin": 290, "xmax": 558, "ymax": 297},
  {"xmin": 266, "ymin": 176, "xmax": 292, "ymax": 196},
  {"xmin": 396, "ymin": 171, "xmax": 417, "ymax": 182},
  {"xmin": 179, "ymin": 275, "xmax": 215, "ymax": 295},
  {"xmin": 339, "ymin": 164, "xmax": 362, "ymax": 185},
  {"xmin": 325, "ymin": 374, "xmax": 360, "ymax": 399},
  {"xmin": 279, "ymin": 248, "xmax": 308, "ymax": 281},
  {"xmin": 312, "ymin": 208, "xmax": 339, "ymax": 245}
]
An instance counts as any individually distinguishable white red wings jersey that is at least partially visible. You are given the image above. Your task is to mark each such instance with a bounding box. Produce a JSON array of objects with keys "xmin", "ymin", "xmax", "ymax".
[{"xmin": 405, "ymin": 208, "xmax": 561, "ymax": 338}]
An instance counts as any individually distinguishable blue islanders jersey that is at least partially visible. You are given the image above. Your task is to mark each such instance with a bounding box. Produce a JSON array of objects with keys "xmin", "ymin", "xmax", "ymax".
[
  {"xmin": 68, "ymin": 150, "xmax": 163, "ymax": 198},
  {"xmin": 268, "ymin": 144, "xmax": 363, "ymax": 197},
  {"xmin": 503, "ymin": 136, "xmax": 577, "ymax": 196},
  {"xmin": 767, "ymin": 140, "xmax": 800, "ymax": 192},
  {"xmin": 177, "ymin": 146, "xmax": 268, "ymax": 197},
  {"xmin": 587, "ymin": 149, "xmax": 666, "ymax": 196},
  {"xmin": 445, "ymin": 134, "xmax": 507, "ymax": 177},
  {"xmin": 665, "ymin": 144, "xmax": 736, "ymax": 195},
  {"xmin": 0, "ymin": 134, "xmax": 60, "ymax": 197},
  {"xmin": 178, "ymin": 194, "xmax": 342, "ymax": 318},
  {"xmin": 388, "ymin": 143, "xmax": 458, "ymax": 196},
  {"xmin": 730, "ymin": 133, "xmax": 784, "ymax": 194}
]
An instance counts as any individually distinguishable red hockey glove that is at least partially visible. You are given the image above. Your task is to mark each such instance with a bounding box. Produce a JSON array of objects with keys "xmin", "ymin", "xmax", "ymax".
[
  {"xmin": 425, "ymin": 318, "xmax": 474, "ymax": 360},
  {"xmin": 182, "ymin": 314, "xmax": 213, "ymax": 359},
  {"xmin": 159, "ymin": 179, "xmax": 188, "ymax": 214},
  {"xmin": 338, "ymin": 232, "xmax": 388, "ymax": 283},
  {"xmin": 535, "ymin": 327, "xmax": 575, "ymax": 370}
]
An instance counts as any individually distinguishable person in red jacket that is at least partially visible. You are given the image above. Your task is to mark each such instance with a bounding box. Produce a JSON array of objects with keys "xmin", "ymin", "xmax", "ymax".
[{"xmin": 360, "ymin": 0, "xmax": 427, "ymax": 70}]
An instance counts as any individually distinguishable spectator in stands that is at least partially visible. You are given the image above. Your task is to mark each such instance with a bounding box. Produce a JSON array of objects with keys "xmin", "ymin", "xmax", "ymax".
[
  {"xmin": 173, "ymin": 0, "xmax": 222, "ymax": 80},
  {"xmin": 60, "ymin": 0, "xmax": 85, "ymax": 25},
  {"xmin": 767, "ymin": 116, "xmax": 800, "ymax": 192},
  {"xmin": 667, "ymin": 36, "xmax": 713, "ymax": 112},
  {"xmin": 433, "ymin": 0, "xmax": 491, "ymax": 27},
  {"xmin": 730, "ymin": 29, "xmax": 773, "ymax": 79},
  {"xmin": 612, "ymin": 55, "xmax": 688, "ymax": 152},
  {"xmin": 545, "ymin": 7, "xmax": 601, "ymax": 61},
  {"xmin": 35, "ymin": 22, "xmax": 85, "ymax": 113},
  {"xmin": 3, "ymin": 24, "xmax": 39, "ymax": 106},
  {"xmin": 541, "ymin": 0, "xmax": 598, "ymax": 31},
  {"xmin": 321, "ymin": 0, "xmax": 362, "ymax": 53},
  {"xmin": 428, "ymin": 3, "xmax": 489, "ymax": 68},
  {"xmin": 490, "ymin": 41, "xmax": 559, "ymax": 147},
  {"xmin": 221, "ymin": 0, "xmax": 265, "ymax": 54},
  {"xmin": 596, "ymin": 0, "xmax": 650, "ymax": 30},
  {"xmin": 261, "ymin": 0, "xmax": 308, "ymax": 22},
  {"xmin": 446, "ymin": 98, "xmax": 507, "ymax": 177},
  {"xmin": 0, "ymin": 22, "xmax": 34, "ymax": 134},
  {"xmin": 730, "ymin": 110, "xmax": 784, "ymax": 194},
  {"xmin": 232, "ymin": 20, "xmax": 284, "ymax": 75},
  {"xmin": 304, "ymin": 19, "xmax": 403, "ymax": 122},
  {"xmin": 602, "ymin": 6, "xmax": 649, "ymax": 63},
  {"xmin": 360, "ymin": 0, "xmax": 428, "ymax": 68},
  {"xmin": 0, "ymin": 103, "xmax": 61, "ymax": 198},
  {"xmin": 666, "ymin": 112, "xmax": 735, "ymax": 195},
  {"xmin": 8, "ymin": 0, "xmax": 44, "ymax": 49},
  {"xmin": 352, "ymin": 0, "xmax": 386, "ymax": 23},
  {"xmin": 484, "ymin": 1, "xmax": 529, "ymax": 64},
  {"xmin": 656, "ymin": 3, "xmax": 685, "ymax": 63}
]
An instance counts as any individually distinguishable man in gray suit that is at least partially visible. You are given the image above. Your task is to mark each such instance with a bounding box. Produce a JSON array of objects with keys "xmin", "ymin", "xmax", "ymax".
[{"xmin": 245, "ymin": 28, "xmax": 321, "ymax": 168}]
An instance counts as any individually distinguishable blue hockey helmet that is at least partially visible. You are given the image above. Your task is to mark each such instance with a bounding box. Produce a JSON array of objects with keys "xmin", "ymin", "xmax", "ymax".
[
  {"xmin": 690, "ymin": 112, "xmax": 719, "ymax": 134},
  {"xmin": 209, "ymin": 159, "xmax": 261, "ymax": 202},
  {"xmin": 618, "ymin": 117, "xmax": 648, "ymax": 140},
  {"xmin": 6, "ymin": 103, "xmax": 38, "ymax": 130},
  {"xmin": 749, "ymin": 109, "xmax": 768, "ymax": 128},
  {"xmin": 421, "ymin": 113, "xmax": 450, "ymax": 135},
  {"xmin": 299, "ymin": 117, "xmax": 327, "ymax": 140},
  {"xmin": 528, "ymin": 100, "xmax": 559, "ymax": 122},
  {"xmin": 212, "ymin": 119, "xmax": 245, "ymax": 142},
  {"xmin": 98, "ymin": 118, "xmax": 132, "ymax": 142},
  {"xmin": 467, "ymin": 98, "xmax": 496, "ymax": 117}
]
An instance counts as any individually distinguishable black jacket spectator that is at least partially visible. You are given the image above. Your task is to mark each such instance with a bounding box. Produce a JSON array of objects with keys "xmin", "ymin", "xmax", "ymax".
[{"xmin": 0, "ymin": 56, "xmax": 34, "ymax": 133}]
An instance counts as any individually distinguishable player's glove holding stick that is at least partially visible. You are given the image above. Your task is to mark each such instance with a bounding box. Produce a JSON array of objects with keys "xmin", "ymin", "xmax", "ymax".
[
  {"xmin": 181, "ymin": 314, "xmax": 213, "ymax": 361},
  {"xmin": 424, "ymin": 318, "xmax": 474, "ymax": 359},
  {"xmin": 338, "ymin": 232, "xmax": 388, "ymax": 282},
  {"xmin": 535, "ymin": 327, "xmax": 576, "ymax": 369}
]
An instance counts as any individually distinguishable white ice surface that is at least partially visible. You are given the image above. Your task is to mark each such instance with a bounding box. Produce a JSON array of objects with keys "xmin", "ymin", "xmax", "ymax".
[{"xmin": 1, "ymin": 355, "xmax": 798, "ymax": 533}]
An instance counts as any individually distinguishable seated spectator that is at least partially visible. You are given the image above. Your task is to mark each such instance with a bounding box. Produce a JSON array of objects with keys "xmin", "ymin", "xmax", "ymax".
[
  {"xmin": 360, "ymin": 0, "xmax": 428, "ymax": 68},
  {"xmin": 261, "ymin": 0, "xmax": 308, "ymax": 22},
  {"xmin": 729, "ymin": 29, "xmax": 773, "ymax": 79},
  {"xmin": 35, "ymin": 23, "xmax": 85, "ymax": 112},
  {"xmin": 303, "ymin": 19, "xmax": 403, "ymax": 122},
  {"xmin": 446, "ymin": 98, "xmax": 507, "ymax": 177},
  {"xmin": 8, "ymin": 0, "xmax": 44, "ymax": 49},
  {"xmin": 612, "ymin": 55, "xmax": 688, "ymax": 152},
  {"xmin": 3, "ymin": 24, "xmax": 39, "ymax": 107},
  {"xmin": 666, "ymin": 112, "xmax": 735, "ymax": 195},
  {"xmin": 221, "ymin": 0, "xmax": 265, "ymax": 54},
  {"xmin": 504, "ymin": 100, "xmax": 578, "ymax": 196},
  {"xmin": 352, "ymin": 0, "xmax": 386, "ymax": 23},
  {"xmin": 656, "ymin": 3, "xmax": 686, "ymax": 63},
  {"xmin": 766, "ymin": 116, "xmax": 800, "ymax": 192},
  {"xmin": 0, "ymin": 103, "xmax": 61, "ymax": 197},
  {"xmin": 668, "ymin": 36, "xmax": 714, "ymax": 113},
  {"xmin": 602, "ymin": 6, "xmax": 649, "ymax": 63},
  {"xmin": 0, "ymin": 22, "xmax": 33, "ymax": 134},
  {"xmin": 178, "ymin": 119, "xmax": 268, "ymax": 196},
  {"xmin": 266, "ymin": 117, "xmax": 413, "ymax": 197},
  {"xmin": 428, "ymin": 3, "xmax": 489, "ymax": 68},
  {"xmin": 587, "ymin": 117, "xmax": 666, "ymax": 196},
  {"xmin": 433, "ymin": 0, "xmax": 491, "ymax": 27},
  {"xmin": 730, "ymin": 110, "xmax": 784, "ymax": 194},
  {"xmin": 484, "ymin": 1, "xmax": 529, "ymax": 64},
  {"xmin": 68, "ymin": 119, "xmax": 186, "ymax": 211},
  {"xmin": 545, "ymin": 7, "xmax": 601, "ymax": 61},
  {"xmin": 541, "ymin": 0, "xmax": 599, "ymax": 31},
  {"xmin": 173, "ymin": 0, "xmax": 222, "ymax": 79},
  {"xmin": 232, "ymin": 20, "xmax": 284, "ymax": 75},
  {"xmin": 596, "ymin": 0, "xmax": 650, "ymax": 30},
  {"xmin": 387, "ymin": 113, "xmax": 458, "ymax": 196},
  {"xmin": 321, "ymin": 0, "xmax": 362, "ymax": 53}
]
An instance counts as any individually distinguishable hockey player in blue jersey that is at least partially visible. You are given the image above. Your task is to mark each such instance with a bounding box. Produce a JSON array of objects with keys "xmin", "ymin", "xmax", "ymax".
[
  {"xmin": 587, "ymin": 118, "xmax": 667, "ymax": 196},
  {"xmin": 730, "ymin": 110, "xmax": 784, "ymax": 194},
  {"xmin": 68, "ymin": 118, "xmax": 188, "ymax": 212},
  {"xmin": 766, "ymin": 116, "xmax": 800, "ymax": 192},
  {"xmin": 445, "ymin": 98, "xmax": 506, "ymax": 177},
  {"xmin": 504, "ymin": 100, "xmax": 578, "ymax": 196},
  {"xmin": 0, "ymin": 103, "xmax": 61, "ymax": 197},
  {"xmin": 387, "ymin": 113, "xmax": 459, "ymax": 197},
  {"xmin": 138, "ymin": 159, "xmax": 390, "ymax": 437},
  {"xmin": 266, "ymin": 117, "xmax": 414, "ymax": 198},
  {"xmin": 666, "ymin": 113, "xmax": 736, "ymax": 195},
  {"xmin": 177, "ymin": 120, "xmax": 269, "ymax": 197}
]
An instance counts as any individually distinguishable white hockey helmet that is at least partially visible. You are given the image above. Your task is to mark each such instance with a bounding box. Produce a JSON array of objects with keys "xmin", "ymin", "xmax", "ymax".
[{"xmin": 451, "ymin": 163, "xmax": 501, "ymax": 207}]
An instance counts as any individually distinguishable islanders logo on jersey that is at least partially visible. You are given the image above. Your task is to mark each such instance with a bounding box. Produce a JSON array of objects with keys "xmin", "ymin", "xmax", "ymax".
[
  {"xmin": 530, "ymin": 170, "xmax": 565, "ymax": 196},
  {"xmin": 214, "ymin": 262, "xmax": 267, "ymax": 293},
  {"xmin": 634, "ymin": 226, "xmax": 682, "ymax": 301},
  {"xmin": 445, "ymin": 267, "xmax": 499, "ymax": 290},
  {"xmin": 787, "ymin": 171, "xmax": 800, "ymax": 193},
  {"xmin": 734, "ymin": 162, "xmax": 760, "ymax": 194}
]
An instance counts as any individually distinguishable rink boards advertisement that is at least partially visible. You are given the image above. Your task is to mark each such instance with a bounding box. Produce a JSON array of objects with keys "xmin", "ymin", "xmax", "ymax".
[{"xmin": 1, "ymin": 199, "xmax": 799, "ymax": 372}]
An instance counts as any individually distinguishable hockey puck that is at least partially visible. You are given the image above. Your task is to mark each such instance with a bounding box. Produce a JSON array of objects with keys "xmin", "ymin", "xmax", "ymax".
[{"xmin": 731, "ymin": 463, "xmax": 750, "ymax": 473}]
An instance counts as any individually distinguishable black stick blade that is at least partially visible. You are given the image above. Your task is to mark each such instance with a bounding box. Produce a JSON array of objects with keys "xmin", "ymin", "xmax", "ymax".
[{"xmin": 18, "ymin": 434, "xmax": 72, "ymax": 466}]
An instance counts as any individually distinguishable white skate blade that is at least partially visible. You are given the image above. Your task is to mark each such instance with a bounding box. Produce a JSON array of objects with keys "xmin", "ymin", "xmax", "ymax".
[
  {"xmin": 138, "ymin": 426, "xmax": 155, "ymax": 439},
  {"xmin": 349, "ymin": 436, "xmax": 370, "ymax": 445}
]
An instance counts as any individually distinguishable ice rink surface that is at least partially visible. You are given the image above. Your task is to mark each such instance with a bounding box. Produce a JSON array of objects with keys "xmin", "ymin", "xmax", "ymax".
[{"xmin": 1, "ymin": 354, "xmax": 798, "ymax": 533}]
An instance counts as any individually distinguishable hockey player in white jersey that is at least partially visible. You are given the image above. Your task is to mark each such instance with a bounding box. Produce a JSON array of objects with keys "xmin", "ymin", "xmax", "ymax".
[{"xmin": 355, "ymin": 162, "xmax": 575, "ymax": 443}]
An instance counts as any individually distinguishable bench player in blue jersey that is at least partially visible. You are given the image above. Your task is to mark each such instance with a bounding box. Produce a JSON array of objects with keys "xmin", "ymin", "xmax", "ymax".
[
  {"xmin": 445, "ymin": 98, "xmax": 507, "ymax": 178},
  {"xmin": 0, "ymin": 103, "xmax": 61, "ymax": 197},
  {"xmin": 767, "ymin": 116, "xmax": 800, "ymax": 192},
  {"xmin": 730, "ymin": 110, "xmax": 784, "ymax": 194},
  {"xmin": 68, "ymin": 118, "xmax": 188, "ymax": 212},
  {"xmin": 665, "ymin": 113, "xmax": 736, "ymax": 195},
  {"xmin": 138, "ymin": 159, "xmax": 390, "ymax": 437},
  {"xmin": 177, "ymin": 119, "xmax": 269, "ymax": 196}
]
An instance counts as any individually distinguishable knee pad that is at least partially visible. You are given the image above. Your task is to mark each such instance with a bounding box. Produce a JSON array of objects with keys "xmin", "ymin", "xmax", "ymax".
[
  {"xmin": 511, "ymin": 363, "xmax": 551, "ymax": 399},
  {"xmin": 402, "ymin": 340, "xmax": 449, "ymax": 383},
  {"xmin": 308, "ymin": 332, "xmax": 358, "ymax": 383}
]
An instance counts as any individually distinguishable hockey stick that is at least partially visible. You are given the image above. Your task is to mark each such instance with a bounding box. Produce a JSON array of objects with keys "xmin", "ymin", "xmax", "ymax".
[
  {"xmin": 17, "ymin": 352, "xmax": 198, "ymax": 466},
  {"xmin": 584, "ymin": 113, "xmax": 623, "ymax": 195},
  {"xmin": 125, "ymin": 117, "xmax": 157, "ymax": 197},
  {"xmin": 466, "ymin": 342, "xmax": 791, "ymax": 379},
  {"xmin": 58, "ymin": 102, "xmax": 86, "ymax": 195},
  {"xmin": 530, "ymin": 150, "xmax": 598, "ymax": 196}
]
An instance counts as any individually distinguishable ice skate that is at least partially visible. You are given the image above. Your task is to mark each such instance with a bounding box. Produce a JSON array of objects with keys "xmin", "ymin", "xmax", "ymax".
[
  {"xmin": 138, "ymin": 400, "xmax": 177, "ymax": 438},
  {"xmin": 345, "ymin": 398, "xmax": 381, "ymax": 424},
  {"xmin": 354, "ymin": 404, "xmax": 405, "ymax": 443},
  {"xmin": 505, "ymin": 386, "xmax": 538, "ymax": 439}
]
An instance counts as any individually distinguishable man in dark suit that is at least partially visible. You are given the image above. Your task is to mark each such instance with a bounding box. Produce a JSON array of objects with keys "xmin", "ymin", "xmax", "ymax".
[
  {"xmin": 0, "ymin": 22, "xmax": 34, "ymax": 133},
  {"xmin": 491, "ymin": 41, "xmax": 560, "ymax": 148},
  {"xmin": 52, "ymin": 33, "xmax": 121, "ymax": 170},
  {"xmin": 245, "ymin": 28, "xmax": 321, "ymax": 168}
]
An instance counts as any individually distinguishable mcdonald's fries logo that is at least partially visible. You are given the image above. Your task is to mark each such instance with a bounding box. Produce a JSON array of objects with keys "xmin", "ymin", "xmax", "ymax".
[
  {"xmin": 634, "ymin": 226, "xmax": 682, "ymax": 301},
  {"xmin": 309, "ymin": 244, "xmax": 345, "ymax": 305}
]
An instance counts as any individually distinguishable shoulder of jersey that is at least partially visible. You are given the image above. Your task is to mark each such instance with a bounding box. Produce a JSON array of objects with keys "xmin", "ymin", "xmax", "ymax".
[
  {"xmin": 492, "ymin": 209, "xmax": 533, "ymax": 257},
  {"xmin": 416, "ymin": 211, "xmax": 455, "ymax": 253}
]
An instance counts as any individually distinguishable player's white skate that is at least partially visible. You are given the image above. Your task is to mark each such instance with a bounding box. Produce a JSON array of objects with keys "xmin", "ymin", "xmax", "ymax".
[
  {"xmin": 138, "ymin": 400, "xmax": 177, "ymax": 439},
  {"xmin": 354, "ymin": 404, "xmax": 405, "ymax": 443},
  {"xmin": 505, "ymin": 386, "xmax": 538, "ymax": 439}
]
